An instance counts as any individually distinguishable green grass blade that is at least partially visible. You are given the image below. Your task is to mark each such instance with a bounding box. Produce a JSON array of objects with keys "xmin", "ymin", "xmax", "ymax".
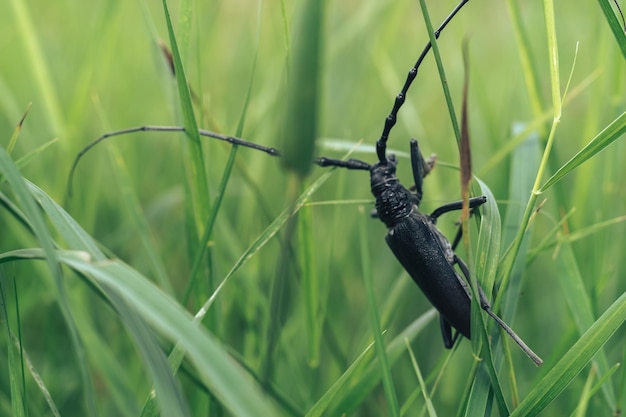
[
  {"xmin": 1, "ymin": 249, "xmax": 281, "ymax": 417},
  {"xmin": 299, "ymin": 201, "xmax": 321, "ymax": 367},
  {"xmin": 0, "ymin": 292, "xmax": 62, "ymax": 417},
  {"xmin": 510, "ymin": 292, "xmax": 626, "ymax": 417},
  {"xmin": 419, "ymin": 0, "xmax": 460, "ymax": 146},
  {"xmin": 570, "ymin": 363, "xmax": 620, "ymax": 417},
  {"xmin": 6, "ymin": 103, "xmax": 30, "ymax": 155},
  {"xmin": 358, "ymin": 206, "xmax": 400, "ymax": 417},
  {"xmin": 597, "ymin": 0, "xmax": 626, "ymax": 58},
  {"xmin": 573, "ymin": 367, "xmax": 595, "ymax": 417},
  {"xmin": 183, "ymin": 0, "xmax": 262, "ymax": 306},
  {"xmin": 498, "ymin": 0, "xmax": 564, "ymax": 322},
  {"xmin": 328, "ymin": 310, "xmax": 437, "ymax": 415},
  {"xmin": 405, "ymin": 339, "xmax": 438, "ymax": 417},
  {"xmin": 8, "ymin": 0, "xmax": 64, "ymax": 138},
  {"xmin": 554, "ymin": 238, "xmax": 616, "ymax": 408},
  {"xmin": 280, "ymin": 0, "xmax": 325, "ymax": 176},
  {"xmin": 107, "ymin": 144, "xmax": 174, "ymax": 292},
  {"xmin": 22, "ymin": 181, "xmax": 190, "ymax": 416},
  {"xmin": 544, "ymin": 0, "xmax": 561, "ymax": 120},
  {"xmin": 0, "ymin": 146, "xmax": 97, "ymax": 416},
  {"xmin": 304, "ymin": 340, "xmax": 376, "ymax": 417},
  {"xmin": 24, "ymin": 180, "xmax": 105, "ymax": 259},
  {"xmin": 141, "ymin": 165, "xmax": 336, "ymax": 415},
  {"xmin": 541, "ymin": 110, "xmax": 626, "ymax": 191},
  {"xmin": 505, "ymin": 0, "xmax": 545, "ymax": 119},
  {"xmin": 463, "ymin": 178, "xmax": 511, "ymax": 416},
  {"xmin": 14, "ymin": 138, "xmax": 58, "ymax": 170},
  {"xmin": 199, "ymin": 168, "xmax": 335, "ymax": 318},
  {"xmin": 160, "ymin": 0, "xmax": 209, "ymax": 238},
  {"xmin": 499, "ymin": 129, "xmax": 540, "ymax": 321},
  {"xmin": 0, "ymin": 278, "xmax": 26, "ymax": 417}
]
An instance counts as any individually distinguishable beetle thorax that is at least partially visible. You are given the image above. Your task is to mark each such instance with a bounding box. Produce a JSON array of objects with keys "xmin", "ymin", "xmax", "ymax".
[{"xmin": 370, "ymin": 158, "xmax": 415, "ymax": 228}]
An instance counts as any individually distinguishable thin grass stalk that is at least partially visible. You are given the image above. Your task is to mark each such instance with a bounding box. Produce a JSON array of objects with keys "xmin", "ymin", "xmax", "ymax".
[
  {"xmin": 419, "ymin": 0, "xmax": 461, "ymax": 147},
  {"xmin": 496, "ymin": 0, "xmax": 561, "ymax": 312},
  {"xmin": 358, "ymin": 205, "xmax": 400, "ymax": 417},
  {"xmin": 161, "ymin": 0, "xmax": 210, "ymax": 242}
]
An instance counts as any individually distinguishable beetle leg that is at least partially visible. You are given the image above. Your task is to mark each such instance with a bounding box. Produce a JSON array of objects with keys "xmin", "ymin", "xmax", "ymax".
[
  {"xmin": 409, "ymin": 139, "xmax": 437, "ymax": 202},
  {"xmin": 440, "ymin": 315, "xmax": 460, "ymax": 349},
  {"xmin": 453, "ymin": 256, "xmax": 544, "ymax": 365},
  {"xmin": 449, "ymin": 203, "xmax": 484, "ymax": 250},
  {"xmin": 429, "ymin": 196, "xmax": 487, "ymax": 221}
]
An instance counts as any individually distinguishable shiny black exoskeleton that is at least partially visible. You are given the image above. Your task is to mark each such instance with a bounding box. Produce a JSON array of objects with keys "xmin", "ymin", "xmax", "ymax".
[{"xmin": 317, "ymin": 138, "xmax": 542, "ymax": 365}]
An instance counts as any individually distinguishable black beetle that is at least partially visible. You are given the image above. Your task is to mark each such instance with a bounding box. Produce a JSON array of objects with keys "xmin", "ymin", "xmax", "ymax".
[{"xmin": 317, "ymin": 140, "xmax": 543, "ymax": 366}]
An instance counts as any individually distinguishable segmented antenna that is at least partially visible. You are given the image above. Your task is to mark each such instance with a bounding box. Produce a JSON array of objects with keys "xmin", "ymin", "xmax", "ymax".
[
  {"xmin": 67, "ymin": 126, "xmax": 280, "ymax": 196},
  {"xmin": 376, "ymin": 0, "xmax": 471, "ymax": 163}
]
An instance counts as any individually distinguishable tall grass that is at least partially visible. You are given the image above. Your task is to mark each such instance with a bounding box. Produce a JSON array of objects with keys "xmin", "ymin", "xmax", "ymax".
[{"xmin": 1, "ymin": 0, "xmax": 625, "ymax": 416}]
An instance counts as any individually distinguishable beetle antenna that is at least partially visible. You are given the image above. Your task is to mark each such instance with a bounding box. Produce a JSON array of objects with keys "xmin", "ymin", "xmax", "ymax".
[
  {"xmin": 68, "ymin": 126, "xmax": 280, "ymax": 197},
  {"xmin": 376, "ymin": 0, "xmax": 471, "ymax": 163}
]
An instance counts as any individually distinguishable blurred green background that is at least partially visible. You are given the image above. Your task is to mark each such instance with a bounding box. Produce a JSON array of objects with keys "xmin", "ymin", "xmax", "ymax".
[{"xmin": 1, "ymin": 0, "xmax": 625, "ymax": 416}]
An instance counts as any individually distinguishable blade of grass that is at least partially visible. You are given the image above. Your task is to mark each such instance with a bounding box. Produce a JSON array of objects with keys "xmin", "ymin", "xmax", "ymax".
[
  {"xmin": 6, "ymin": 103, "xmax": 30, "ymax": 155},
  {"xmin": 405, "ymin": 339, "xmax": 438, "ymax": 417},
  {"xmin": 304, "ymin": 340, "xmax": 377, "ymax": 417},
  {"xmin": 0, "ymin": 281, "xmax": 63, "ymax": 417},
  {"xmin": 160, "ymin": 0, "xmax": 210, "ymax": 240},
  {"xmin": 505, "ymin": 0, "xmax": 546, "ymax": 121},
  {"xmin": 1, "ymin": 248, "xmax": 282, "ymax": 417},
  {"xmin": 299, "ymin": 201, "xmax": 321, "ymax": 367},
  {"xmin": 358, "ymin": 205, "xmax": 400, "ymax": 417},
  {"xmin": 183, "ymin": 0, "xmax": 263, "ymax": 306},
  {"xmin": 497, "ymin": 0, "xmax": 563, "ymax": 320},
  {"xmin": 24, "ymin": 180, "xmax": 190, "ymax": 417},
  {"xmin": 540, "ymin": 110, "xmax": 626, "ymax": 191},
  {"xmin": 597, "ymin": 0, "xmax": 626, "ymax": 58},
  {"xmin": 419, "ymin": 0, "xmax": 460, "ymax": 147},
  {"xmin": 143, "ymin": 164, "xmax": 337, "ymax": 415},
  {"xmin": 570, "ymin": 363, "xmax": 620, "ymax": 417},
  {"xmin": 463, "ymin": 178, "xmax": 512, "ymax": 415},
  {"xmin": 27, "ymin": 181, "xmax": 190, "ymax": 416},
  {"xmin": 280, "ymin": 0, "xmax": 325, "ymax": 176},
  {"xmin": 0, "ymin": 276, "xmax": 26, "ymax": 417},
  {"xmin": 8, "ymin": 0, "xmax": 64, "ymax": 138},
  {"xmin": 104, "ymin": 140, "xmax": 174, "ymax": 292},
  {"xmin": 0, "ymin": 146, "xmax": 97, "ymax": 416},
  {"xmin": 573, "ymin": 367, "xmax": 596, "ymax": 417},
  {"xmin": 509, "ymin": 291, "xmax": 626, "ymax": 417},
  {"xmin": 327, "ymin": 310, "xmax": 437, "ymax": 415},
  {"xmin": 551, "ymin": 235, "xmax": 617, "ymax": 409}
]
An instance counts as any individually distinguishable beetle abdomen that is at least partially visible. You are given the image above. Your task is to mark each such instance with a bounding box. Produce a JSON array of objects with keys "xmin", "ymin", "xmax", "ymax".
[{"xmin": 385, "ymin": 213, "xmax": 471, "ymax": 339}]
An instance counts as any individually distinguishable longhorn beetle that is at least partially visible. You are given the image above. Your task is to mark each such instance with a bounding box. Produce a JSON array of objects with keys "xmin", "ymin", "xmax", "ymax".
[{"xmin": 70, "ymin": 0, "xmax": 542, "ymax": 365}]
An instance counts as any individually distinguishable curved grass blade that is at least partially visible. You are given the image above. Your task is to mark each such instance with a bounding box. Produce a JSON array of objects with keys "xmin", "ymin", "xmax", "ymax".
[
  {"xmin": 22, "ymin": 181, "xmax": 190, "ymax": 417},
  {"xmin": 327, "ymin": 310, "xmax": 437, "ymax": 415},
  {"xmin": 0, "ymin": 249, "xmax": 281, "ymax": 417},
  {"xmin": 597, "ymin": 0, "xmax": 626, "ymax": 58},
  {"xmin": 161, "ymin": 0, "xmax": 209, "ymax": 238},
  {"xmin": 304, "ymin": 340, "xmax": 376, "ymax": 417},
  {"xmin": 509, "ymin": 292, "xmax": 626, "ymax": 417},
  {"xmin": 405, "ymin": 339, "xmax": 438, "ymax": 417},
  {"xmin": 0, "ymin": 146, "xmax": 97, "ymax": 416},
  {"xmin": 0, "ymin": 276, "xmax": 27, "ymax": 417},
  {"xmin": 540, "ymin": 110, "xmax": 626, "ymax": 191},
  {"xmin": 6, "ymin": 103, "xmax": 30, "ymax": 155},
  {"xmin": 358, "ymin": 206, "xmax": 400, "ymax": 417}
]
